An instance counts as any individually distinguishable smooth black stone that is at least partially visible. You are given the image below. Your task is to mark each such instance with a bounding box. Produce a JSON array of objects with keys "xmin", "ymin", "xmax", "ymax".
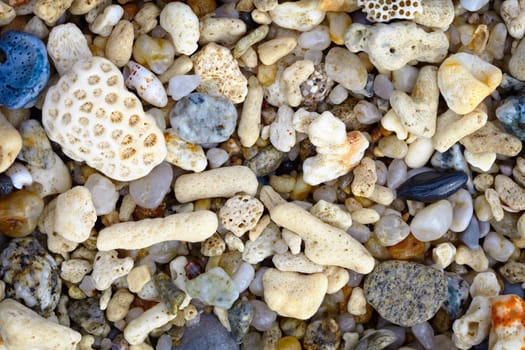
[
  {"xmin": 396, "ymin": 171, "xmax": 468, "ymax": 203},
  {"xmin": 0, "ymin": 175, "xmax": 13, "ymax": 196},
  {"xmin": 174, "ymin": 314, "xmax": 239, "ymax": 350}
]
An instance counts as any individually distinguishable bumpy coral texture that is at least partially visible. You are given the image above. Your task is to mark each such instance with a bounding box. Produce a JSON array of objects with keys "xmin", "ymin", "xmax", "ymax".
[
  {"xmin": 42, "ymin": 57, "xmax": 167, "ymax": 181},
  {"xmin": 357, "ymin": 0, "xmax": 422, "ymax": 22}
]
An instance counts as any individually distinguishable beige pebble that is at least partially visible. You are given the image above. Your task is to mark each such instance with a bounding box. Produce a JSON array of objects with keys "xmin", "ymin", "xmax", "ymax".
[
  {"xmin": 251, "ymin": 9, "xmax": 272, "ymax": 24},
  {"xmin": 381, "ymin": 109, "xmax": 408, "ymax": 140},
  {"xmin": 97, "ymin": 211, "xmax": 219, "ymax": 250},
  {"xmin": 501, "ymin": 0, "xmax": 525, "ymax": 39},
  {"xmin": 351, "ymin": 157, "xmax": 377, "ymax": 198},
  {"xmin": 106, "ymin": 289, "xmax": 134, "ymax": 322},
  {"xmin": 377, "ymin": 135, "xmax": 408, "ymax": 159},
  {"xmin": 239, "ymin": 47, "xmax": 258, "ymax": 68},
  {"xmin": 347, "ymin": 287, "xmax": 367, "ymax": 316},
  {"xmin": 69, "ymin": 0, "xmax": 105, "ymax": 15},
  {"xmin": 273, "ymin": 252, "xmax": 324, "ymax": 273},
  {"xmin": 323, "ymin": 266, "xmax": 349, "ymax": 294},
  {"xmin": 54, "ymin": 186, "xmax": 96, "ymax": 243},
  {"xmin": 34, "ymin": 0, "xmax": 73, "ymax": 24},
  {"xmin": 92, "ymin": 250, "xmax": 134, "ymax": 291},
  {"xmin": 193, "ymin": 43, "xmax": 248, "ymax": 104},
  {"xmin": 470, "ymin": 271, "xmax": 501, "ymax": 298},
  {"xmin": 239, "ymin": 76, "xmax": 263, "ymax": 148},
  {"xmin": 509, "ymin": 36, "xmax": 525, "ymax": 80},
  {"xmin": 474, "ymin": 174, "xmax": 494, "ymax": 192},
  {"xmin": 263, "ymin": 269, "xmax": 328, "ymax": 319},
  {"xmin": 89, "ymin": 4, "xmax": 124, "ymax": 37},
  {"xmin": 159, "ymin": 55, "xmax": 193, "ymax": 83},
  {"xmin": 27, "ymin": 153, "xmax": 71, "ymax": 198},
  {"xmin": 495, "ymin": 175, "xmax": 525, "ymax": 211},
  {"xmin": 452, "ymin": 296, "xmax": 491, "ymax": 349},
  {"xmin": 438, "ymin": 53, "xmax": 502, "ymax": 114},
  {"xmin": 0, "ymin": 111, "xmax": 22, "ymax": 173},
  {"xmin": 325, "ymin": 47, "xmax": 367, "ymax": 91},
  {"xmin": 219, "ymin": 194, "xmax": 264, "ymax": 237},
  {"xmin": 199, "ymin": 17, "xmax": 246, "ymax": 47},
  {"xmin": 60, "ymin": 259, "xmax": 92, "ymax": 283},
  {"xmin": 77, "ymin": 335, "xmax": 95, "ymax": 350},
  {"xmin": 119, "ymin": 194, "xmax": 136, "ymax": 222},
  {"xmin": 484, "ymin": 188, "xmax": 504, "ymax": 222},
  {"xmin": 432, "ymin": 242, "xmax": 456, "ymax": 269},
  {"xmin": 233, "ymin": 25, "xmax": 269, "ymax": 58},
  {"xmin": 351, "ymin": 208, "xmax": 380, "ymax": 224},
  {"xmin": 459, "ymin": 121, "xmax": 522, "ymax": 157},
  {"xmin": 282, "ymin": 60, "xmax": 315, "ymax": 107},
  {"xmin": 254, "ymin": 0, "xmax": 278, "ymax": 11},
  {"xmin": 99, "ymin": 287, "xmax": 112, "ymax": 310},
  {"xmin": 269, "ymin": 0, "xmax": 326, "ymax": 31},
  {"xmin": 405, "ymin": 137, "xmax": 434, "ymax": 168},
  {"xmin": 455, "ymin": 245, "xmax": 489, "ymax": 272},
  {"xmin": 269, "ymin": 199, "xmax": 375, "ymax": 273},
  {"xmin": 0, "ymin": 2, "xmax": 15, "ymax": 26},
  {"xmin": 0, "ymin": 299, "xmax": 81, "ymax": 350},
  {"xmin": 224, "ymin": 232, "xmax": 244, "ymax": 252},
  {"xmin": 0, "ymin": 281, "xmax": 4, "ymax": 302},
  {"xmin": 368, "ymin": 185, "xmax": 395, "ymax": 206},
  {"xmin": 248, "ymin": 214, "xmax": 270, "ymax": 241},
  {"xmin": 281, "ymin": 228, "xmax": 302, "ymax": 255},
  {"xmin": 164, "ymin": 130, "xmax": 207, "ymax": 172},
  {"xmin": 257, "ymin": 37, "xmax": 297, "ymax": 66},
  {"xmin": 124, "ymin": 302, "xmax": 177, "ymax": 345},
  {"xmin": 413, "ymin": 0, "xmax": 454, "ymax": 29},
  {"xmin": 105, "ymin": 20, "xmax": 133, "ymax": 67},
  {"xmin": 174, "ymin": 166, "xmax": 258, "ymax": 203},
  {"xmin": 464, "ymin": 150, "xmax": 496, "ymax": 172},
  {"xmin": 310, "ymin": 199, "xmax": 353, "ymax": 230},
  {"xmin": 200, "ymin": 233, "xmax": 226, "ymax": 256},
  {"xmin": 127, "ymin": 265, "xmax": 152, "ymax": 293},
  {"xmin": 474, "ymin": 195, "xmax": 494, "ymax": 222},
  {"xmin": 160, "ymin": 2, "xmax": 199, "ymax": 56},
  {"xmin": 432, "ymin": 108, "xmax": 487, "ymax": 153},
  {"xmin": 132, "ymin": 3, "xmax": 159, "ymax": 35}
]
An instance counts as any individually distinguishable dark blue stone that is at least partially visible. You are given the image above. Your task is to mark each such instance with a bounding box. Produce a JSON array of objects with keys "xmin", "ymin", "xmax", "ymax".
[
  {"xmin": 471, "ymin": 339, "xmax": 489, "ymax": 350},
  {"xmin": 395, "ymin": 171, "xmax": 468, "ymax": 203},
  {"xmin": 442, "ymin": 274, "xmax": 469, "ymax": 320},
  {"xmin": 501, "ymin": 275, "xmax": 525, "ymax": 298},
  {"xmin": 0, "ymin": 30, "xmax": 50, "ymax": 109},
  {"xmin": 496, "ymin": 95, "xmax": 525, "ymax": 140},
  {"xmin": 174, "ymin": 314, "xmax": 239, "ymax": 350},
  {"xmin": 459, "ymin": 216, "xmax": 480, "ymax": 249},
  {"xmin": 0, "ymin": 175, "xmax": 13, "ymax": 196}
]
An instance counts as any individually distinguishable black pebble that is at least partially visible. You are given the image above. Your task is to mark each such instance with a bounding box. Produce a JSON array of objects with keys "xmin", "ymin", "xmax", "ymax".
[
  {"xmin": 0, "ymin": 174, "xmax": 13, "ymax": 196},
  {"xmin": 396, "ymin": 171, "xmax": 468, "ymax": 203}
]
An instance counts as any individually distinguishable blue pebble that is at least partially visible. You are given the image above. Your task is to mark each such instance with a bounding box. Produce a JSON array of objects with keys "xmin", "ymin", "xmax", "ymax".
[
  {"xmin": 0, "ymin": 30, "xmax": 50, "ymax": 109},
  {"xmin": 395, "ymin": 170, "xmax": 468, "ymax": 203},
  {"xmin": 501, "ymin": 275, "xmax": 525, "ymax": 298},
  {"xmin": 0, "ymin": 175, "xmax": 13, "ymax": 196},
  {"xmin": 459, "ymin": 216, "xmax": 480, "ymax": 250},
  {"xmin": 496, "ymin": 95, "xmax": 525, "ymax": 140},
  {"xmin": 442, "ymin": 274, "xmax": 470, "ymax": 320},
  {"xmin": 175, "ymin": 314, "xmax": 239, "ymax": 350}
]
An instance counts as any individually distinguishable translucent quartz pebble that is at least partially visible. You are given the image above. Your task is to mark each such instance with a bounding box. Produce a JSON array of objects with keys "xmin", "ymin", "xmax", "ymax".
[
  {"xmin": 129, "ymin": 162, "xmax": 173, "ymax": 209},
  {"xmin": 85, "ymin": 173, "xmax": 119, "ymax": 216},
  {"xmin": 0, "ymin": 30, "xmax": 49, "ymax": 109},
  {"xmin": 459, "ymin": 216, "xmax": 481, "ymax": 249},
  {"xmin": 168, "ymin": 75, "xmax": 201, "ymax": 101},
  {"xmin": 396, "ymin": 171, "xmax": 468, "ymax": 202},
  {"xmin": 249, "ymin": 299, "xmax": 277, "ymax": 332},
  {"xmin": 411, "ymin": 322, "xmax": 434, "ymax": 350}
]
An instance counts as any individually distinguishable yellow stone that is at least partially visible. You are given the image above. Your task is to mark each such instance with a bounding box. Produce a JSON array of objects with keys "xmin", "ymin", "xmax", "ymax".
[{"xmin": 278, "ymin": 336, "xmax": 302, "ymax": 350}]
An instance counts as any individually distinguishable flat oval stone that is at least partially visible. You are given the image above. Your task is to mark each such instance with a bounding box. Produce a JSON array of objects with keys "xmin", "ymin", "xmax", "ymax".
[
  {"xmin": 0, "ymin": 30, "xmax": 50, "ymax": 109},
  {"xmin": 169, "ymin": 92, "xmax": 237, "ymax": 144},
  {"xmin": 396, "ymin": 170, "xmax": 468, "ymax": 202},
  {"xmin": 495, "ymin": 95, "xmax": 525, "ymax": 140},
  {"xmin": 364, "ymin": 260, "xmax": 448, "ymax": 327}
]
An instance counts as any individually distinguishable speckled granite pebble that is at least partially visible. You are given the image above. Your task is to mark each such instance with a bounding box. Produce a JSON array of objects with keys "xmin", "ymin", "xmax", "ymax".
[
  {"xmin": 364, "ymin": 260, "xmax": 448, "ymax": 327},
  {"xmin": 245, "ymin": 145, "xmax": 284, "ymax": 176},
  {"xmin": 303, "ymin": 318, "xmax": 341, "ymax": 350},
  {"xmin": 228, "ymin": 300, "xmax": 254, "ymax": 344},
  {"xmin": 68, "ymin": 297, "xmax": 108, "ymax": 336}
]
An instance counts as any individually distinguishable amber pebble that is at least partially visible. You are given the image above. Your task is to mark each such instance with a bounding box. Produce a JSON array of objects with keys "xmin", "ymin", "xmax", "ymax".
[
  {"xmin": 280, "ymin": 318, "xmax": 307, "ymax": 339},
  {"xmin": 122, "ymin": 3, "xmax": 138, "ymax": 20},
  {"xmin": 0, "ymin": 190, "xmax": 43, "ymax": 237},
  {"xmin": 278, "ymin": 336, "xmax": 302, "ymax": 350},
  {"xmin": 218, "ymin": 251, "xmax": 243, "ymax": 275},
  {"xmin": 188, "ymin": 0, "xmax": 216, "ymax": 16},
  {"xmin": 431, "ymin": 308, "xmax": 452, "ymax": 334},
  {"xmin": 387, "ymin": 234, "xmax": 426, "ymax": 260},
  {"xmin": 353, "ymin": 303, "xmax": 373, "ymax": 324},
  {"xmin": 133, "ymin": 201, "xmax": 166, "ymax": 220}
]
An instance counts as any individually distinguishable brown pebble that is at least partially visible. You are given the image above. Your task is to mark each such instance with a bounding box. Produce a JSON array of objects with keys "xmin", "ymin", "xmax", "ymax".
[
  {"xmin": 187, "ymin": 0, "xmax": 216, "ymax": 17},
  {"xmin": 387, "ymin": 234, "xmax": 425, "ymax": 260},
  {"xmin": 132, "ymin": 202, "xmax": 166, "ymax": 220}
]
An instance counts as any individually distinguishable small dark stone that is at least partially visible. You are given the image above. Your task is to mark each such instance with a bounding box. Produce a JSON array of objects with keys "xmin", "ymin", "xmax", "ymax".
[
  {"xmin": 227, "ymin": 300, "xmax": 254, "ymax": 343},
  {"xmin": 442, "ymin": 273, "xmax": 469, "ymax": 320},
  {"xmin": 0, "ymin": 175, "xmax": 13, "ymax": 196},
  {"xmin": 500, "ymin": 275, "xmax": 525, "ymax": 298},
  {"xmin": 245, "ymin": 145, "xmax": 284, "ymax": 176},
  {"xmin": 355, "ymin": 329, "xmax": 396, "ymax": 350},
  {"xmin": 154, "ymin": 272, "xmax": 186, "ymax": 314},
  {"xmin": 174, "ymin": 314, "xmax": 239, "ymax": 350},
  {"xmin": 69, "ymin": 297, "xmax": 108, "ymax": 336},
  {"xmin": 496, "ymin": 95, "xmax": 525, "ymax": 140},
  {"xmin": 303, "ymin": 318, "xmax": 341, "ymax": 350},
  {"xmin": 238, "ymin": 11, "xmax": 258, "ymax": 30},
  {"xmin": 396, "ymin": 170, "xmax": 468, "ymax": 203},
  {"xmin": 459, "ymin": 216, "xmax": 480, "ymax": 249},
  {"xmin": 364, "ymin": 260, "xmax": 448, "ymax": 327},
  {"xmin": 185, "ymin": 258, "xmax": 205, "ymax": 280},
  {"xmin": 275, "ymin": 158, "xmax": 301, "ymax": 175}
]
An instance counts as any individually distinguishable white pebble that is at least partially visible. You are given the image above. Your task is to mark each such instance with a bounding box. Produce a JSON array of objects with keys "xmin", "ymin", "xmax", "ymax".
[
  {"xmin": 168, "ymin": 75, "xmax": 201, "ymax": 100},
  {"xmin": 129, "ymin": 162, "xmax": 173, "ymax": 209},
  {"xmin": 84, "ymin": 173, "xmax": 119, "ymax": 216},
  {"xmin": 355, "ymin": 101, "xmax": 382, "ymax": 125},
  {"xmin": 249, "ymin": 267, "xmax": 268, "ymax": 297},
  {"xmin": 206, "ymin": 148, "xmax": 229, "ymax": 168},
  {"xmin": 298, "ymin": 25, "xmax": 331, "ymax": 50},
  {"xmin": 328, "ymin": 84, "xmax": 348, "ymax": 105},
  {"xmin": 448, "ymin": 188, "xmax": 473, "ymax": 232},
  {"xmin": 460, "ymin": 0, "xmax": 489, "ymax": 11},
  {"xmin": 249, "ymin": 299, "xmax": 277, "ymax": 332},
  {"xmin": 232, "ymin": 262, "xmax": 255, "ymax": 293},
  {"xmin": 410, "ymin": 200, "xmax": 453, "ymax": 242},
  {"xmin": 374, "ymin": 74, "xmax": 394, "ymax": 100},
  {"xmin": 5, "ymin": 162, "xmax": 32, "ymax": 189},
  {"xmin": 482, "ymin": 232, "xmax": 515, "ymax": 262}
]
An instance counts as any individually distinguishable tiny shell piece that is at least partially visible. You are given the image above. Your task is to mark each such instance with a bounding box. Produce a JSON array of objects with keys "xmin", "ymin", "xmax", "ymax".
[{"xmin": 125, "ymin": 61, "xmax": 168, "ymax": 108}]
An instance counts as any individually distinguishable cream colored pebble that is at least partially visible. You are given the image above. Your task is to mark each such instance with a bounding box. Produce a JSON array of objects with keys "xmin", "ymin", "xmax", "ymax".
[
  {"xmin": 47, "ymin": 23, "xmax": 92, "ymax": 76},
  {"xmin": 239, "ymin": 47, "xmax": 258, "ymax": 68},
  {"xmin": 282, "ymin": 60, "xmax": 315, "ymax": 107},
  {"xmin": 27, "ymin": 153, "xmax": 71, "ymax": 198},
  {"xmin": 455, "ymin": 245, "xmax": 489, "ymax": 272},
  {"xmin": 77, "ymin": 335, "xmax": 95, "ymax": 350},
  {"xmin": 269, "ymin": 0, "xmax": 325, "ymax": 31},
  {"xmin": 501, "ymin": 0, "xmax": 525, "ymax": 39},
  {"xmin": 219, "ymin": 194, "xmax": 264, "ymax": 237},
  {"xmin": 248, "ymin": 214, "xmax": 270, "ymax": 241},
  {"xmin": 484, "ymin": 188, "xmax": 504, "ymax": 222},
  {"xmin": 432, "ymin": 242, "xmax": 456, "ymax": 269},
  {"xmin": 119, "ymin": 194, "xmax": 136, "ymax": 222},
  {"xmin": 159, "ymin": 55, "xmax": 193, "ymax": 83},
  {"xmin": 127, "ymin": 265, "xmax": 152, "ymax": 293},
  {"xmin": 351, "ymin": 208, "xmax": 380, "ymax": 225},
  {"xmin": 0, "ymin": 281, "xmax": 5, "ymax": 302},
  {"xmin": 377, "ymin": 135, "xmax": 408, "ymax": 159},
  {"xmin": 381, "ymin": 109, "xmax": 408, "ymax": 140},
  {"xmin": 509, "ymin": 36, "xmax": 525, "ymax": 80},
  {"xmin": 97, "ymin": 211, "xmax": 219, "ymax": 251},
  {"xmin": 273, "ymin": 252, "xmax": 324, "ymax": 273},
  {"xmin": 199, "ymin": 17, "xmax": 246, "ymax": 47},
  {"xmin": 263, "ymin": 269, "xmax": 328, "ymax": 319},
  {"xmin": 432, "ymin": 108, "xmax": 488, "ymax": 152},
  {"xmin": 368, "ymin": 185, "xmax": 395, "ymax": 206},
  {"xmin": 0, "ymin": 299, "xmax": 81, "ymax": 350},
  {"xmin": 0, "ymin": 112, "xmax": 22, "ymax": 173},
  {"xmin": 470, "ymin": 271, "xmax": 501, "ymax": 298},
  {"xmin": 239, "ymin": 76, "xmax": 263, "ymax": 147},
  {"xmin": 464, "ymin": 150, "xmax": 496, "ymax": 172},
  {"xmin": 268, "ymin": 198, "xmax": 374, "ymax": 273},
  {"xmin": 91, "ymin": 250, "xmax": 133, "ymax": 291},
  {"xmin": 351, "ymin": 157, "xmax": 377, "ymax": 198},
  {"xmin": 257, "ymin": 37, "xmax": 297, "ymax": 65},
  {"xmin": 270, "ymin": 105, "xmax": 296, "ymax": 152},
  {"xmin": 252, "ymin": 9, "xmax": 272, "ymax": 24},
  {"xmin": 132, "ymin": 3, "xmax": 159, "ymax": 35},
  {"xmin": 474, "ymin": 195, "xmax": 493, "ymax": 222},
  {"xmin": 414, "ymin": 0, "xmax": 454, "ymax": 29},
  {"xmin": 270, "ymin": 174, "xmax": 296, "ymax": 193},
  {"xmin": 69, "ymin": 0, "xmax": 105, "ymax": 15},
  {"xmin": 0, "ymin": 2, "xmax": 15, "ymax": 26},
  {"xmin": 323, "ymin": 266, "xmax": 349, "ymax": 294},
  {"xmin": 254, "ymin": 0, "xmax": 278, "ymax": 11},
  {"xmin": 310, "ymin": 200, "xmax": 353, "ymax": 230},
  {"xmin": 99, "ymin": 287, "xmax": 112, "ymax": 310},
  {"xmin": 325, "ymin": 47, "xmax": 367, "ymax": 91},
  {"xmin": 452, "ymin": 296, "xmax": 491, "ymax": 349},
  {"xmin": 105, "ymin": 20, "xmax": 133, "ymax": 67},
  {"xmin": 160, "ymin": 2, "xmax": 199, "ymax": 55},
  {"xmin": 106, "ymin": 289, "xmax": 135, "ymax": 322},
  {"xmin": 174, "ymin": 166, "xmax": 258, "ymax": 203},
  {"xmin": 347, "ymin": 287, "xmax": 367, "ymax": 316},
  {"xmin": 54, "ymin": 186, "xmax": 96, "ymax": 243},
  {"xmin": 124, "ymin": 302, "xmax": 177, "ymax": 345},
  {"xmin": 60, "ymin": 259, "xmax": 92, "ymax": 283},
  {"xmin": 89, "ymin": 4, "xmax": 123, "ymax": 37},
  {"xmin": 495, "ymin": 174, "xmax": 525, "ymax": 211},
  {"xmin": 34, "ymin": 0, "xmax": 73, "ymax": 24},
  {"xmin": 281, "ymin": 228, "xmax": 302, "ymax": 255},
  {"xmin": 405, "ymin": 137, "xmax": 434, "ymax": 168},
  {"xmin": 225, "ymin": 232, "xmax": 245, "ymax": 252}
]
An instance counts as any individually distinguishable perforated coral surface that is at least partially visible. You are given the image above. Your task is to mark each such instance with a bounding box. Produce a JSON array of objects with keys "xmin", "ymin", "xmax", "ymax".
[
  {"xmin": 357, "ymin": 0, "xmax": 422, "ymax": 22},
  {"xmin": 42, "ymin": 57, "xmax": 167, "ymax": 181}
]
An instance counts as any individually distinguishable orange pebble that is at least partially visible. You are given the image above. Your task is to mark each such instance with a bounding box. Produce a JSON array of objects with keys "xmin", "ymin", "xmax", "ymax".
[
  {"xmin": 490, "ymin": 294, "xmax": 525, "ymax": 349},
  {"xmin": 387, "ymin": 234, "xmax": 425, "ymax": 260}
]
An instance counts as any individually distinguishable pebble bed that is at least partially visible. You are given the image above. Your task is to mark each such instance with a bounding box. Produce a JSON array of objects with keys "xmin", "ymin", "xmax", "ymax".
[{"xmin": 0, "ymin": 0, "xmax": 525, "ymax": 350}]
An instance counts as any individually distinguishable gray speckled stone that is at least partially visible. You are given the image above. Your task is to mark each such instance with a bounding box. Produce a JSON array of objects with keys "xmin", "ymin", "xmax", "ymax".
[
  {"xmin": 174, "ymin": 314, "xmax": 239, "ymax": 350},
  {"xmin": 355, "ymin": 329, "xmax": 396, "ymax": 350},
  {"xmin": 170, "ymin": 93, "xmax": 237, "ymax": 144},
  {"xmin": 228, "ymin": 300, "xmax": 254, "ymax": 344},
  {"xmin": 68, "ymin": 297, "xmax": 108, "ymax": 336},
  {"xmin": 245, "ymin": 146, "xmax": 284, "ymax": 176},
  {"xmin": 364, "ymin": 261, "xmax": 448, "ymax": 327}
]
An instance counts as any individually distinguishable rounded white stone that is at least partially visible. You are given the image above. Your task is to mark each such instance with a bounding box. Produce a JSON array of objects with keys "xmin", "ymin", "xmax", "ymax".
[{"xmin": 410, "ymin": 200, "xmax": 453, "ymax": 242}]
